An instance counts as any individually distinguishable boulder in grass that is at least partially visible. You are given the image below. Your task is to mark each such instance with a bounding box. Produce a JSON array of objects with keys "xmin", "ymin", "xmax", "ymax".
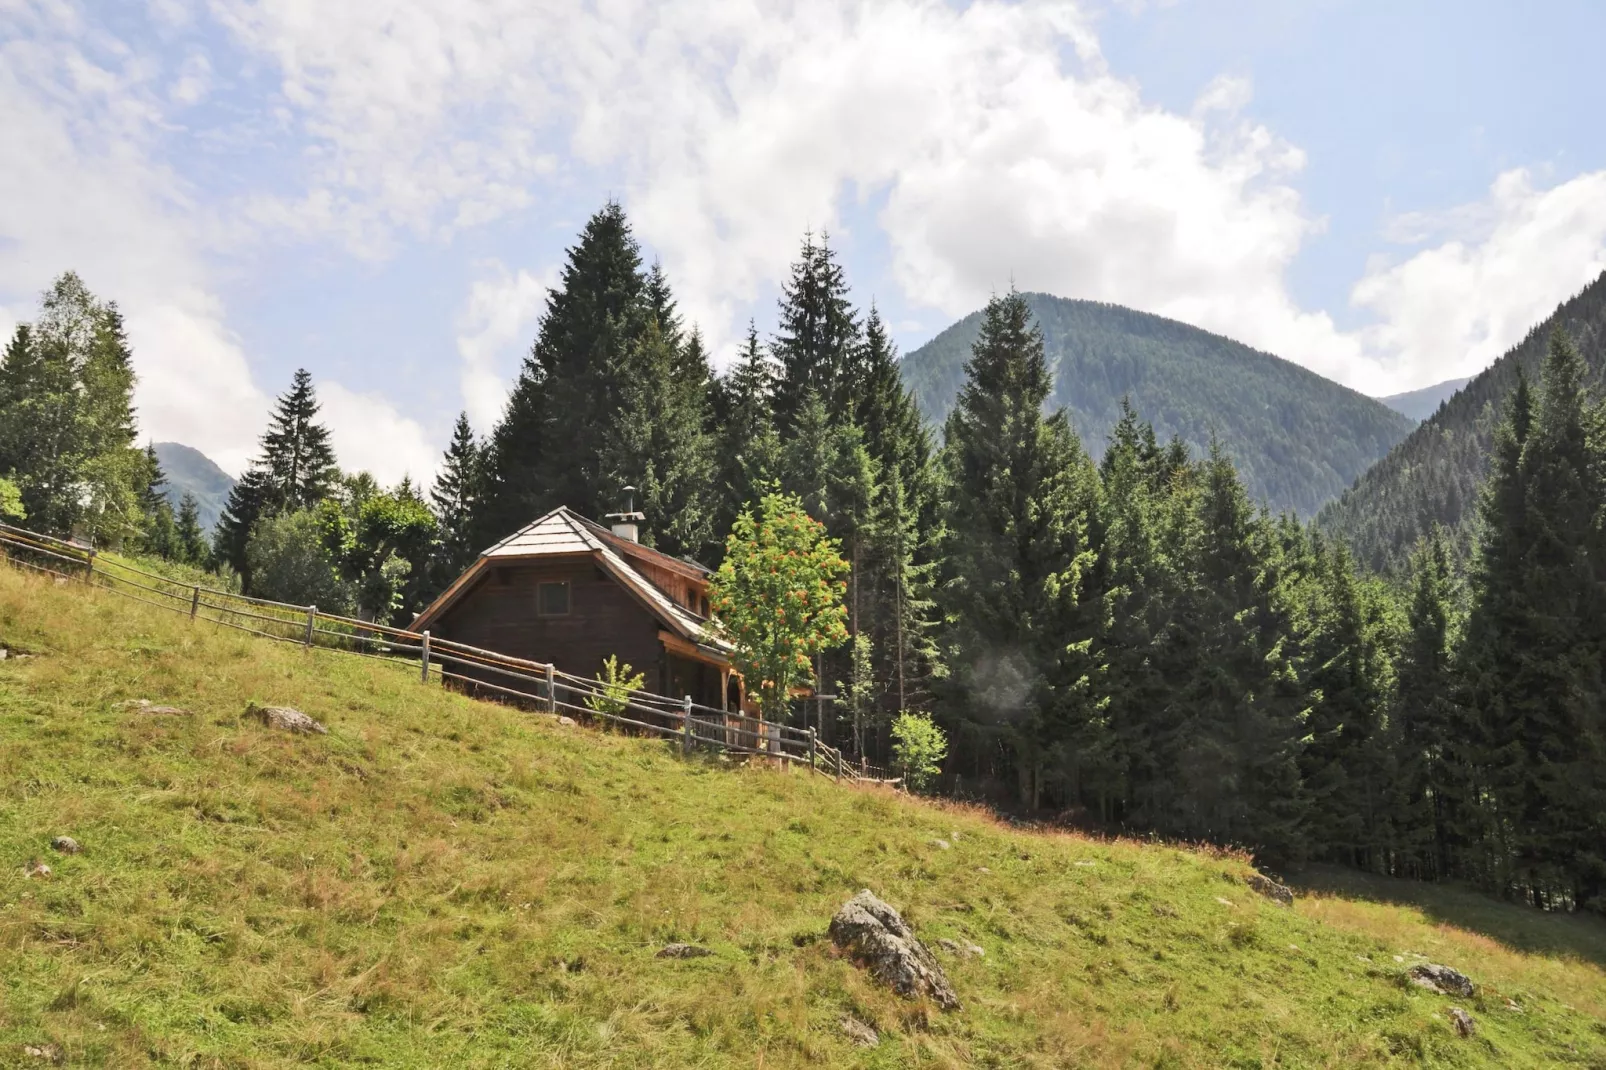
[
  {"xmin": 118, "ymin": 699, "xmax": 189, "ymax": 716},
  {"xmin": 24, "ymin": 1044, "xmax": 64, "ymax": 1064},
  {"xmin": 840, "ymin": 1017, "xmax": 879, "ymax": 1047},
  {"xmin": 22, "ymin": 860, "xmax": 51, "ymax": 879},
  {"xmin": 1245, "ymin": 873, "xmax": 1294, "ymax": 906},
  {"xmin": 244, "ymin": 703, "xmax": 327, "ymax": 735},
  {"xmin": 656, "ymin": 943, "xmax": 712, "ymax": 959},
  {"xmin": 829, "ymin": 890, "xmax": 959, "ymax": 1010},
  {"xmin": 1409, "ymin": 963, "xmax": 1476, "ymax": 998},
  {"xmin": 1448, "ymin": 1007, "xmax": 1476, "ymax": 1037},
  {"xmin": 50, "ymin": 837, "xmax": 80, "ymax": 855}
]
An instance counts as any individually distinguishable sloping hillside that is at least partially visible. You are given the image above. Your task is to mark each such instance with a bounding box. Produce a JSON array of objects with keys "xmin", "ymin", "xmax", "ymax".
[
  {"xmin": 3, "ymin": 567, "xmax": 1605, "ymax": 1067},
  {"xmin": 153, "ymin": 442, "xmax": 236, "ymax": 532},
  {"xmin": 1318, "ymin": 270, "xmax": 1606, "ymax": 573},
  {"xmin": 900, "ymin": 294, "xmax": 1414, "ymax": 518},
  {"xmin": 1378, "ymin": 378, "xmax": 1472, "ymax": 422}
]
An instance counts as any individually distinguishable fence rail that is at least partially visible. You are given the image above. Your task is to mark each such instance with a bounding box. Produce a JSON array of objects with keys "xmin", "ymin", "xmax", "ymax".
[{"xmin": 0, "ymin": 521, "xmax": 895, "ymax": 785}]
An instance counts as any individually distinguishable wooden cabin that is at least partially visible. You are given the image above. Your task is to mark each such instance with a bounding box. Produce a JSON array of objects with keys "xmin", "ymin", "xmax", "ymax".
[{"xmin": 410, "ymin": 507, "xmax": 741, "ymax": 711}]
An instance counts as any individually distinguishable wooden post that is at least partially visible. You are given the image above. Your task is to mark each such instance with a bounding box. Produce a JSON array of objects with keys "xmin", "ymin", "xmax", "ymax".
[
  {"xmin": 682, "ymin": 695, "xmax": 694, "ymax": 754},
  {"xmin": 808, "ymin": 728, "xmax": 818, "ymax": 773},
  {"xmin": 420, "ymin": 630, "xmax": 431, "ymax": 683},
  {"xmin": 84, "ymin": 548, "xmax": 96, "ymax": 583},
  {"xmin": 305, "ymin": 605, "xmax": 316, "ymax": 648},
  {"xmin": 834, "ymin": 747, "xmax": 842, "ymax": 783},
  {"xmin": 545, "ymin": 663, "xmax": 556, "ymax": 715},
  {"xmin": 189, "ymin": 585, "xmax": 201, "ymax": 620}
]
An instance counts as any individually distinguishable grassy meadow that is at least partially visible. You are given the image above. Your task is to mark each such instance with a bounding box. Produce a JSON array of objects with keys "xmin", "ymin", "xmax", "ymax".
[{"xmin": 2, "ymin": 564, "xmax": 1605, "ymax": 1067}]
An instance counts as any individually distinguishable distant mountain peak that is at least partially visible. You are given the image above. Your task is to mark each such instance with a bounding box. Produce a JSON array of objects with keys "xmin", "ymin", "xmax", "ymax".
[
  {"xmin": 900, "ymin": 293, "xmax": 1413, "ymax": 518},
  {"xmin": 152, "ymin": 442, "xmax": 236, "ymax": 533},
  {"xmin": 1376, "ymin": 377, "xmax": 1472, "ymax": 422}
]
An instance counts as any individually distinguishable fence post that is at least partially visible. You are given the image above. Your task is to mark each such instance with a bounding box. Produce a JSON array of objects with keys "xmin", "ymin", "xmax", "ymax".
[
  {"xmin": 834, "ymin": 747, "xmax": 842, "ymax": 783},
  {"xmin": 305, "ymin": 605, "xmax": 316, "ymax": 648},
  {"xmin": 84, "ymin": 548, "xmax": 96, "ymax": 584},
  {"xmin": 545, "ymin": 663, "xmax": 556, "ymax": 715},
  {"xmin": 420, "ymin": 630, "xmax": 431, "ymax": 683},
  {"xmin": 189, "ymin": 585, "xmax": 201, "ymax": 621},
  {"xmin": 808, "ymin": 728, "xmax": 817, "ymax": 773},
  {"xmin": 682, "ymin": 695, "xmax": 693, "ymax": 755}
]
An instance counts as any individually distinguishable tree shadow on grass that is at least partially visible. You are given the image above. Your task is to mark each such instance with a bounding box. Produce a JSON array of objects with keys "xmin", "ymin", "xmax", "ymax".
[{"xmin": 1287, "ymin": 863, "xmax": 1606, "ymax": 971}]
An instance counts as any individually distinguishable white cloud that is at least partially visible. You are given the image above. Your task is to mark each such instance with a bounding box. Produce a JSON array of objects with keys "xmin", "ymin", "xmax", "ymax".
[
  {"xmin": 1351, "ymin": 168, "xmax": 1606, "ymax": 390},
  {"xmin": 320, "ymin": 380, "xmax": 440, "ymax": 486},
  {"xmin": 454, "ymin": 262, "xmax": 553, "ymax": 434}
]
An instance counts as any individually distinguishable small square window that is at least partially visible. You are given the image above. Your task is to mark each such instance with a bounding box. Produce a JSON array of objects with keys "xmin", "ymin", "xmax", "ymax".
[{"xmin": 538, "ymin": 581, "xmax": 570, "ymax": 616}]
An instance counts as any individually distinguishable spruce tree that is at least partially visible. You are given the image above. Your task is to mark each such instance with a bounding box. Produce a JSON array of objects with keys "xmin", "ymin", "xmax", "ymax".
[
  {"xmin": 711, "ymin": 323, "xmax": 782, "ymax": 552},
  {"xmin": 483, "ymin": 202, "xmax": 649, "ymax": 538},
  {"xmin": 939, "ymin": 289, "xmax": 1099, "ymax": 808},
  {"xmin": 214, "ymin": 467, "xmax": 275, "ymax": 581},
  {"xmin": 1394, "ymin": 529, "xmax": 1464, "ymax": 880},
  {"xmin": 138, "ymin": 443, "xmax": 176, "ymax": 559},
  {"xmin": 430, "ymin": 412, "xmax": 485, "ymax": 584},
  {"xmin": 175, "ymin": 492, "xmax": 207, "ymax": 565},
  {"xmin": 261, "ymin": 368, "xmax": 339, "ymax": 511},
  {"xmin": 772, "ymin": 232, "xmax": 861, "ymax": 427}
]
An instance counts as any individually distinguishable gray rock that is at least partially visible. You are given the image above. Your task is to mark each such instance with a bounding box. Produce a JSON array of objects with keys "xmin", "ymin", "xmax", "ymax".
[
  {"xmin": 829, "ymin": 890, "xmax": 959, "ymax": 1010},
  {"xmin": 656, "ymin": 943, "xmax": 712, "ymax": 959},
  {"xmin": 50, "ymin": 837, "xmax": 80, "ymax": 855},
  {"xmin": 23, "ymin": 1044, "xmax": 64, "ymax": 1064},
  {"xmin": 118, "ymin": 699, "xmax": 188, "ymax": 715},
  {"xmin": 557, "ymin": 716, "xmax": 577, "ymax": 726},
  {"xmin": 839, "ymin": 1017, "xmax": 879, "ymax": 1047},
  {"xmin": 936, "ymin": 937, "xmax": 985, "ymax": 958},
  {"xmin": 930, "ymin": 838, "xmax": 951, "ymax": 850},
  {"xmin": 1245, "ymin": 873, "xmax": 1294, "ymax": 906},
  {"xmin": 1409, "ymin": 962, "xmax": 1476, "ymax": 997},
  {"xmin": 1448, "ymin": 1006, "xmax": 1476, "ymax": 1037},
  {"xmin": 0, "ymin": 647, "xmax": 8, "ymax": 660},
  {"xmin": 22, "ymin": 860, "xmax": 51, "ymax": 879},
  {"xmin": 244, "ymin": 703, "xmax": 327, "ymax": 735}
]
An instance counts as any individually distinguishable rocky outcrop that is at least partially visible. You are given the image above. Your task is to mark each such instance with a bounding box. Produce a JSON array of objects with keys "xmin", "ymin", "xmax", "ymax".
[
  {"xmin": 1245, "ymin": 873, "xmax": 1294, "ymax": 906},
  {"xmin": 829, "ymin": 890, "xmax": 959, "ymax": 1010},
  {"xmin": 1409, "ymin": 963, "xmax": 1476, "ymax": 997},
  {"xmin": 1448, "ymin": 1007, "xmax": 1476, "ymax": 1037},
  {"xmin": 244, "ymin": 703, "xmax": 327, "ymax": 735}
]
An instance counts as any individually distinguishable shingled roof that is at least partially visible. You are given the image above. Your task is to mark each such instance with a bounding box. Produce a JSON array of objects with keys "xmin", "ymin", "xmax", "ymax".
[{"xmin": 410, "ymin": 507, "xmax": 731, "ymax": 657}]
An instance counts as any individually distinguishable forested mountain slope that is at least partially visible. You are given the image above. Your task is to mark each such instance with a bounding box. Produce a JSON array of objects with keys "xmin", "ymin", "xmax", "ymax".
[
  {"xmin": 4, "ymin": 567, "xmax": 1606, "ymax": 1067},
  {"xmin": 1378, "ymin": 377, "xmax": 1471, "ymax": 422},
  {"xmin": 901, "ymin": 294, "xmax": 1413, "ymax": 517},
  {"xmin": 1317, "ymin": 270, "xmax": 1606, "ymax": 573}
]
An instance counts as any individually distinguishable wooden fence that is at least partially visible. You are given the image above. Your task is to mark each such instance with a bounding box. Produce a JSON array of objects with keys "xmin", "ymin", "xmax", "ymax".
[{"xmin": 0, "ymin": 520, "xmax": 894, "ymax": 785}]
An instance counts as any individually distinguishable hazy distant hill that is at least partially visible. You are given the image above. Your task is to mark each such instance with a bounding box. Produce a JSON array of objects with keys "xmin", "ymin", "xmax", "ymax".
[
  {"xmin": 900, "ymin": 294, "xmax": 1414, "ymax": 518},
  {"xmin": 1377, "ymin": 377, "xmax": 1471, "ymax": 422},
  {"xmin": 1318, "ymin": 269, "xmax": 1606, "ymax": 573},
  {"xmin": 153, "ymin": 442, "xmax": 235, "ymax": 532}
]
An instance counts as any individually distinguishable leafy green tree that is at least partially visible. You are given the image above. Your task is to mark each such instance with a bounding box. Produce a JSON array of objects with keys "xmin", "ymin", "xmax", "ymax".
[
  {"xmin": 0, "ymin": 275, "xmax": 144, "ymax": 542},
  {"xmin": 586, "ymin": 655, "xmax": 646, "ymax": 717},
  {"xmin": 837, "ymin": 631, "xmax": 880, "ymax": 763},
  {"xmin": 891, "ymin": 711, "xmax": 949, "ymax": 793},
  {"xmin": 0, "ymin": 477, "xmax": 24, "ymax": 520},
  {"xmin": 709, "ymin": 492, "xmax": 850, "ymax": 724},
  {"xmin": 175, "ymin": 492, "xmax": 207, "ymax": 565},
  {"xmin": 245, "ymin": 509, "xmax": 353, "ymax": 612},
  {"xmin": 319, "ymin": 481, "xmax": 438, "ymax": 623}
]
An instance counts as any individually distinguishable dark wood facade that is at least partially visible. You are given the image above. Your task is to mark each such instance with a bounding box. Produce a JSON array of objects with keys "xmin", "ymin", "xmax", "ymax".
[{"xmin": 413, "ymin": 509, "xmax": 738, "ymax": 711}]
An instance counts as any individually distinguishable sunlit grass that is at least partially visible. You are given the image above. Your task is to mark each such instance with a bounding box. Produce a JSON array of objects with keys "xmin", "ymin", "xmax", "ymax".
[{"xmin": 2, "ymin": 565, "xmax": 1605, "ymax": 1067}]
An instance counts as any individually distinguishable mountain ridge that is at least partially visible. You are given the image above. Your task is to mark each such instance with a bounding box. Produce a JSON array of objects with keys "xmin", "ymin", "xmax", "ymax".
[
  {"xmin": 153, "ymin": 441, "xmax": 235, "ymax": 532},
  {"xmin": 1317, "ymin": 269, "xmax": 1606, "ymax": 573},
  {"xmin": 1378, "ymin": 377, "xmax": 1472, "ymax": 422},
  {"xmin": 900, "ymin": 293, "xmax": 1414, "ymax": 518}
]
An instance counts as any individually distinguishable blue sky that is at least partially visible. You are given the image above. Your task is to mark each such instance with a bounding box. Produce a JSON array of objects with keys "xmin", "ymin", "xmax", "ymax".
[{"xmin": 3, "ymin": 0, "xmax": 1605, "ymax": 481}]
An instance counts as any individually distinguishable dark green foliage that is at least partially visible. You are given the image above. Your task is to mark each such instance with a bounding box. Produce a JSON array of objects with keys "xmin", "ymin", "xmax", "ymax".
[
  {"xmin": 175, "ymin": 492, "xmax": 207, "ymax": 566},
  {"xmin": 1320, "ymin": 269, "xmax": 1606, "ymax": 572},
  {"xmin": 480, "ymin": 202, "xmax": 716, "ymax": 558},
  {"xmin": 771, "ymin": 231, "xmax": 861, "ymax": 428},
  {"xmin": 429, "ymin": 412, "xmax": 486, "ymax": 585},
  {"xmin": 0, "ymin": 274, "xmax": 145, "ymax": 542},
  {"xmin": 215, "ymin": 369, "xmax": 340, "ymax": 583},
  {"xmin": 937, "ymin": 289, "xmax": 1101, "ymax": 810},
  {"xmin": 137, "ymin": 443, "xmax": 177, "ymax": 560},
  {"xmin": 710, "ymin": 323, "xmax": 782, "ymax": 556},
  {"xmin": 903, "ymin": 293, "xmax": 1413, "ymax": 518}
]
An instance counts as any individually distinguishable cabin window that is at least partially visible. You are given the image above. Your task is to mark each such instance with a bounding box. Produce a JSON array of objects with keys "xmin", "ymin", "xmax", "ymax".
[{"xmin": 537, "ymin": 581, "xmax": 571, "ymax": 616}]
